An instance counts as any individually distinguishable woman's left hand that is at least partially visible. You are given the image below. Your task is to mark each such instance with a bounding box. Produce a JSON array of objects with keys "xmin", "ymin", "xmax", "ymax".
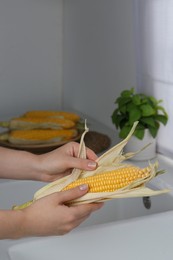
[{"xmin": 38, "ymin": 142, "xmax": 98, "ymax": 182}]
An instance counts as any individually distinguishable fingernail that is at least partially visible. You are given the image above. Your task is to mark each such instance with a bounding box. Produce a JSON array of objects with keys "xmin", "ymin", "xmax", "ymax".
[
  {"xmin": 87, "ymin": 161, "xmax": 97, "ymax": 169},
  {"xmin": 79, "ymin": 184, "xmax": 88, "ymax": 191}
]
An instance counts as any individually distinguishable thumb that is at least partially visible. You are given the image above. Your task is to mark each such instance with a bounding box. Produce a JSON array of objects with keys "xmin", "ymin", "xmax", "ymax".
[{"xmin": 58, "ymin": 184, "xmax": 89, "ymax": 204}]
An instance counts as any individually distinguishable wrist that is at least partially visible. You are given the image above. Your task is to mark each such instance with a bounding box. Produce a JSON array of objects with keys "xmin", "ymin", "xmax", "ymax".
[
  {"xmin": 0, "ymin": 209, "xmax": 25, "ymax": 239},
  {"xmin": 15, "ymin": 151, "xmax": 46, "ymax": 182},
  {"xmin": 15, "ymin": 151, "xmax": 44, "ymax": 182}
]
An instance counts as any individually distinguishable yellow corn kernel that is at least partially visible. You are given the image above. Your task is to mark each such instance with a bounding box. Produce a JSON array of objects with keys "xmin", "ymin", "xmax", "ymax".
[
  {"xmin": 63, "ymin": 166, "xmax": 150, "ymax": 193},
  {"xmin": 4, "ymin": 129, "xmax": 78, "ymax": 144},
  {"xmin": 23, "ymin": 110, "xmax": 80, "ymax": 122}
]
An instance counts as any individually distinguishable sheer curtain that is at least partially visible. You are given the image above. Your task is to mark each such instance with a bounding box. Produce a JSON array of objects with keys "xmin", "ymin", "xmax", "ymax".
[{"xmin": 134, "ymin": 0, "xmax": 173, "ymax": 158}]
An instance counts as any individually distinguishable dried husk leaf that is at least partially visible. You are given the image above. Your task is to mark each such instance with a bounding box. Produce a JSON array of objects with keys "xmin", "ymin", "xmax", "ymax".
[{"xmin": 70, "ymin": 187, "xmax": 168, "ymax": 205}]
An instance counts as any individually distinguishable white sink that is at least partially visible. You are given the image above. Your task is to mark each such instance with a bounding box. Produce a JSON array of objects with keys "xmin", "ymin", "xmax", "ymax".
[
  {"xmin": 7, "ymin": 211, "xmax": 173, "ymax": 260},
  {"xmin": 0, "ymin": 180, "xmax": 45, "ymax": 210},
  {"xmin": 81, "ymin": 189, "xmax": 173, "ymax": 227}
]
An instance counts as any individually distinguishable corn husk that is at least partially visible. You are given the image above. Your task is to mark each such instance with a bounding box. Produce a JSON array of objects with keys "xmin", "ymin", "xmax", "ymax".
[{"xmin": 13, "ymin": 121, "xmax": 170, "ymax": 209}]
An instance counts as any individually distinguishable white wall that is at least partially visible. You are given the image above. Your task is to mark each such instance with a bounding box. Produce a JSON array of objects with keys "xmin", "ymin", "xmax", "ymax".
[
  {"xmin": 0, "ymin": 0, "xmax": 63, "ymax": 119},
  {"xmin": 0, "ymin": 0, "xmax": 136, "ymax": 129},
  {"xmin": 63, "ymin": 0, "xmax": 137, "ymax": 129}
]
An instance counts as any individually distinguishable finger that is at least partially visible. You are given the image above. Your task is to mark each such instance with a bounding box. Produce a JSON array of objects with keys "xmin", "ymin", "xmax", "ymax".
[
  {"xmin": 67, "ymin": 157, "xmax": 97, "ymax": 171},
  {"xmin": 85, "ymin": 147, "xmax": 98, "ymax": 161},
  {"xmin": 69, "ymin": 202, "xmax": 104, "ymax": 225},
  {"xmin": 74, "ymin": 202, "xmax": 104, "ymax": 215},
  {"xmin": 70, "ymin": 142, "xmax": 98, "ymax": 161},
  {"xmin": 58, "ymin": 184, "xmax": 89, "ymax": 204}
]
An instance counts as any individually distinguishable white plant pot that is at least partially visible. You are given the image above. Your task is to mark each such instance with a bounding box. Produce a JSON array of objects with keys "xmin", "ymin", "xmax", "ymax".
[{"xmin": 124, "ymin": 129, "xmax": 156, "ymax": 161}]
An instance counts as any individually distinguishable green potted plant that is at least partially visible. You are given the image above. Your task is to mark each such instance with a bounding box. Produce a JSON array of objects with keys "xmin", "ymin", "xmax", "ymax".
[{"xmin": 111, "ymin": 88, "xmax": 168, "ymax": 160}]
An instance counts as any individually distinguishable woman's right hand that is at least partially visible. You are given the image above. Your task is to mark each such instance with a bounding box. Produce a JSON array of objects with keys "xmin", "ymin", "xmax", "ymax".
[{"xmin": 21, "ymin": 184, "xmax": 104, "ymax": 237}]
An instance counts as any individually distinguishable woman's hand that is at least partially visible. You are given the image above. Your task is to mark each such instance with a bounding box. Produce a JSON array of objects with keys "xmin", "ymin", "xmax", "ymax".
[
  {"xmin": 0, "ymin": 184, "xmax": 103, "ymax": 239},
  {"xmin": 0, "ymin": 142, "xmax": 97, "ymax": 182},
  {"xmin": 21, "ymin": 185, "xmax": 103, "ymax": 237},
  {"xmin": 38, "ymin": 142, "xmax": 98, "ymax": 182}
]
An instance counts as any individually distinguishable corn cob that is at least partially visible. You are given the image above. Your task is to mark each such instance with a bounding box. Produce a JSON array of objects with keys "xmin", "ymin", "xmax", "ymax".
[
  {"xmin": 22, "ymin": 110, "xmax": 80, "ymax": 122},
  {"xmin": 0, "ymin": 129, "xmax": 78, "ymax": 145},
  {"xmin": 0, "ymin": 117, "xmax": 75, "ymax": 130},
  {"xmin": 62, "ymin": 166, "xmax": 150, "ymax": 193},
  {"xmin": 12, "ymin": 121, "xmax": 169, "ymax": 210}
]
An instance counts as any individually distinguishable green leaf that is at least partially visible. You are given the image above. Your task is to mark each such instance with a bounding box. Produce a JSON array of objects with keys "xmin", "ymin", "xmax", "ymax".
[
  {"xmin": 155, "ymin": 115, "xmax": 168, "ymax": 125},
  {"xmin": 119, "ymin": 119, "xmax": 128, "ymax": 129},
  {"xmin": 121, "ymin": 88, "xmax": 134, "ymax": 98},
  {"xmin": 134, "ymin": 128, "xmax": 145, "ymax": 140},
  {"xmin": 140, "ymin": 117, "xmax": 156, "ymax": 127},
  {"xmin": 157, "ymin": 105, "xmax": 168, "ymax": 118},
  {"xmin": 136, "ymin": 122, "xmax": 146, "ymax": 130},
  {"xmin": 140, "ymin": 95, "xmax": 148, "ymax": 104},
  {"xmin": 119, "ymin": 104, "xmax": 127, "ymax": 114},
  {"xmin": 148, "ymin": 96, "xmax": 158, "ymax": 106},
  {"xmin": 119, "ymin": 125, "xmax": 131, "ymax": 139},
  {"xmin": 111, "ymin": 109, "xmax": 120, "ymax": 128},
  {"xmin": 132, "ymin": 94, "xmax": 141, "ymax": 105},
  {"xmin": 126, "ymin": 102, "xmax": 138, "ymax": 112},
  {"xmin": 116, "ymin": 97, "xmax": 131, "ymax": 108},
  {"xmin": 140, "ymin": 104, "xmax": 155, "ymax": 117},
  {"xmin": 148, "ymin": 126, "xmax": 159, "ymax": 138},
  {"xmin": 111, "ymin": 109, "xmax": 128, "ymax": 130},
  {"xmin": 129, "ymin": 107, "xmax": 141, "ymax": 124}
]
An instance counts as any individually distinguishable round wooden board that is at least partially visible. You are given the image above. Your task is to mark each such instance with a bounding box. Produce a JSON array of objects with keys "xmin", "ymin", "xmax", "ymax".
[
  {"xmin": 84, "ymin": 131, "xmax": 111, "ymax": 154},
  {"xmin": 0, "ymin": 131, "xmax": 111, "ymax": 154}
]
